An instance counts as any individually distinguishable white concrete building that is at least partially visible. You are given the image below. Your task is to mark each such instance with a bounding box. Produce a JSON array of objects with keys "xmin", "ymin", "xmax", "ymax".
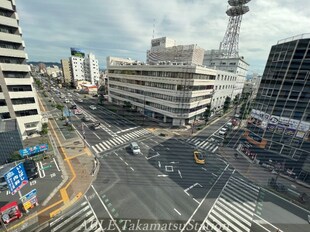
[
  {"xmin": 147, "ymin": 37, "xmax": 205, "ymax": 65},
  {"xmin": 203, "ymin": 49, "xmax": 249, "ymax": 100},
  {"xmin": 70, "ymin": 55, "xmax": 85, "ymax": 82},
  {"xmin": 212, "ymin": 70, "xmax": 238, "ymax": 113},
  {"xmin": 70, "ymin": 52, "xmax": 99, "ymax": 86},
  {"xmin": 84, "ymin": 53, "xmax": 100, "ymax": 84},
  {"xmin": 0, "ymin": 0, "xmax": 42, "ymax": 140},
  {"xmin": 107, "ymin": 57, "xmax": 216, "ymax": 126}
]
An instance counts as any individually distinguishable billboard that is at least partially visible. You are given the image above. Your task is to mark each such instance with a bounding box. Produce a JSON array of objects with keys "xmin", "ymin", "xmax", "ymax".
[
  {"xmin": 70, "ymin": 47, "xmax": 85, "ymax": 58},
  {"xmin": 19, "ymin": 144, "xmax": 48, "ymax": 157},
  {"xmin": 4, "ymin": 163, "xmax": 28, "ymax": 195},
  {"xmin": 250, "ymin": 109, "xmax": 310, "ymax": 139}
]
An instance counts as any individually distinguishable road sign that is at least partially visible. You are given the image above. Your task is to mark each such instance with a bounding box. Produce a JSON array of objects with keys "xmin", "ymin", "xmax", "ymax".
[
  {"xmin": 20, "ymin": 189, "xmax": 38, "ymax": 211},
  {"xmin": 19, "ymin": 144, "xmax": 48, "ymax": 157},
  {"xmin": 4, "ymin": 163, "xmax": 28, "ymax": 195}
]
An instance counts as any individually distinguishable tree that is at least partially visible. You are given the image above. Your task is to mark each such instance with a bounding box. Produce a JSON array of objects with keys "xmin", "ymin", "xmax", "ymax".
[
  {"xmin": 41, "ymin": 123, "xmax": 48, "ymax": 135},
  {"xmin": 240, "ymin": 102, "xmax": 252, "ymax": 119},
  {"xmin": 233, "ymin": 94, "xmax": 240, "ymax": 106},
  {"xmin": 223, "ymin": 96, "xmax": 231, "ymax": 113},
  {"xmin": 123, "ymin": 101, "xmax": 132, "ymax": 110},
  {"xmin": 203, "ymin": 105, "xmax": 212, "ymax": 124},
  {"xmin": 55, "ymin": 103, "xmax": 64, "ymax": 111}
]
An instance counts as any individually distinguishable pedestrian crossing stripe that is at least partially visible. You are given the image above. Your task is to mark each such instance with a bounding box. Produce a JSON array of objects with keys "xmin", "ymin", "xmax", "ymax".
[
  {"xmin": 91, "ymin": 129, "xmax": 150, "ymax": 153},
  {"xmin": 202, "ymin": 176, "xmax": 260, "ymax": 232}
]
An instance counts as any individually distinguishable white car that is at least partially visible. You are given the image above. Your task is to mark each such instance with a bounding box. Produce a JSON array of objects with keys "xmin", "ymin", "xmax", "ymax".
[
  {"xmin": 77, "ymin": 99, "xmax": 83, "ymax": 103},
  {"xmin": 89, "ymin": 105, "xmax": 97, "ymax": 110},
  {"xmin": 219, "ymin": 129, "xmax": 227, "ymax": 136}
]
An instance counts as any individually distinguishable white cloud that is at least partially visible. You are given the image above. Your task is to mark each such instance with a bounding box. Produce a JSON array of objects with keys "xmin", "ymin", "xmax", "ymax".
[{"xmin": 16, "ymin": 0, "xmax": 310, "ymax": 74}]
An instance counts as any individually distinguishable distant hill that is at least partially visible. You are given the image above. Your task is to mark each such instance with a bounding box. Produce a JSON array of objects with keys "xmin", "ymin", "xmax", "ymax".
[{"xmin": 27, "ymin": 61, "xmax": 61, "ymax": 67}]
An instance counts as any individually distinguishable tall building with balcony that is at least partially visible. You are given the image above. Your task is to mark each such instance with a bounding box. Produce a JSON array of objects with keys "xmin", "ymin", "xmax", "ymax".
[
  {"xmin": 107, "ymin": 57, "xmax": 217, "ymax": 126},
  {"xmin": 0, "ymin": 0, "xmax": 42, "ymax": 140},
  {"xmin": 245, "ymin": 34, "xmax": 310, "ymax": 183},
  {"xmin": 147, "ymin": 37, "xmax": 205, "ymax": 66}
]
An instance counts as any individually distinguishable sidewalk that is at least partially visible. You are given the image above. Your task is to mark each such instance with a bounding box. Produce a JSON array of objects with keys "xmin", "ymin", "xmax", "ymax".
[{"xmin": 7, "ymin": 94, "xmax": 97, "ymax": 232}]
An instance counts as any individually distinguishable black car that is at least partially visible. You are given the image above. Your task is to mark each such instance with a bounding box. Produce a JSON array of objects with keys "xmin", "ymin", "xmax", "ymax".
[
  {"xmin": 90, "ymin": 122, "xmax": 101, "ymax": 130},
  {"xmin": 23, "ymin": 160, "xmax": 39, "ymax": 180}
]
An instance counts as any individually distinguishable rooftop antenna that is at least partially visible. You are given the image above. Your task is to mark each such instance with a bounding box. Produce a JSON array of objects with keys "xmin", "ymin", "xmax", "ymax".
[
  {"xmin": 219, "ymin": 0, "xmax": 251, "ymax": 58},
  {"xmin": 152, "ymin": 19, "xmax": 155, "ymax": 39}
]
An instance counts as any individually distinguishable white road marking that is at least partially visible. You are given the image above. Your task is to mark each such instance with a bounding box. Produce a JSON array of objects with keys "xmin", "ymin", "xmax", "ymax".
[
  {"xmin": 39, "ymin": 161, "xmax": 46, "ymax": 178},
  {"xmin": 92, "ymin": 146, "xmax": 99, "ymax": 154},
  {"xmin": 178, "ymin": 170, "xmax": 182, "ymax": 178},
  {"xmin": 174, "ymin": 208, "xmax": 182, "ymax": 216},
  {"xmin": 165, "ymin": 166, "xmax": 174, "ymax": 172},
  {"xmin": 93, "ymin": 132, "xmax": 101, "ymax": 139},
  {"xmin": 90, "ymin": 185, "xmax": 122, "ymax": 232},
  {"xmin": 124, "ymin": 162, "xmax": 128, "ymax": 166},
  {"xmin": 53, "ymin": 158, "xmax": 60, "ymax": 171},
  {"xmin": 202, "ymin": 167, "xmax": 207, "ymax": 171},
  {"xmin": 158, "ymin": 174, "xmax": 168, "ymax": 177},
  {"xmin": 146, "ymin": 152, "xmax": 160, "ymax": 160},
  {"xmin": 212, "ymin": 173, "xmax": 218, "ymax": 177},
  {"xmin": 180, "ymin": 164, "xmax": 230, "ymax": 232},
  {"xmin": 158, "ymin": 161, "xmax": 161, "ymax": 168},
  {"xmin": 184, "ymin": 183, "xmax": 203, "ymax": 194},
  {"xmin": 166, "ymin": 147, "xmax": 170, "ymax": 150},
  {"xmin": 130, "ymin": 167, "xmax": 134, "ymax": 171},
  {"xmin": 193, "ymin": 198, "xmax": 200, "ymax": 204},
  {"xmin": 119, "ymin": 157, "xmax": 123, "ymax": 161}
]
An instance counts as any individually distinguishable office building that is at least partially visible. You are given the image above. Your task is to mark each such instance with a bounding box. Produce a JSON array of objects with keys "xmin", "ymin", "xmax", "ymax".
[
  {"xmin": 0, "ymin": 119, "xmax": 23, "ymax": 164},
  {"xmin": 147, "ymin": 37, "xmax": 205, "ymax": 65},
  {"xmin": 203, "ymin": 49, "xmax": 249, "ymax": 100},
  {"xmin": 0, "ymin": 0, "xmax": 42, "ymax": 140},
  {"xmin": 212, "ymin": 70, "xmax": 238, "ymax": 113},
  {"xmin": 107, "ymin": 57, "xmax": 217, "ymax": 126},
  {"xmin": 84, "ymin": 53, "xmax": 100, "ymax": 84},
  {"xmin": 245, "ymin": 34, "xmax": 310, "ymax": 183}
]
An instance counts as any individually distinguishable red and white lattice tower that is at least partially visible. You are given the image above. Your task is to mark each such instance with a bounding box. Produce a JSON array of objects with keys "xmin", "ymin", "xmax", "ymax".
[{"xmin": 219, "ymin": 0, "xmax": 251, "ymax": 58}]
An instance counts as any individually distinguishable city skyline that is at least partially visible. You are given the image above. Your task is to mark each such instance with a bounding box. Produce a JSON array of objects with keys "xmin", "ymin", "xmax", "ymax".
[{"xmin": 17, "ymin": 0, "xmax": 310, "ymax": 73}]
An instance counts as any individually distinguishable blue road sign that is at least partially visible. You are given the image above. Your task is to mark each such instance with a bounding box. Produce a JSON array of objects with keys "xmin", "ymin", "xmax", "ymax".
[
  {"xmin": 19, "ymin": 144, "xmax": 48, "ymax": 157},
  {"xmin": 4, "ymin": 163, "xmax": 28, "ymax": 195}
]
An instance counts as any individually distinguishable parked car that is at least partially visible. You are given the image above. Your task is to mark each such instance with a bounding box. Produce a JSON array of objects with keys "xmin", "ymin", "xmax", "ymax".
[
  {"xmin": 77, "ymin": 98, "xmax": 83, "ymax": 102},
  {"xmin": 23, "ymin": 160, "xmax": 39, "ymax": 180}
]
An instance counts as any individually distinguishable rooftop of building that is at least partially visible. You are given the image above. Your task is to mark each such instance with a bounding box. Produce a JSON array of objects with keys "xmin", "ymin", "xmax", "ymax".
[
  {"xmin": 277, "ymin": 33, "xmax": 310, "ymax": 45},
  {"xmin": 0, "ymin": 119, "xmax": 18, "ymax": 133}
]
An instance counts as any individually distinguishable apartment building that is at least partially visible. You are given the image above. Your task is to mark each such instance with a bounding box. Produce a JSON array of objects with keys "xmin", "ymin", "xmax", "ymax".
[
  {"xmin": 147, "ymin": 37, "xmax": 205, "ymax": 66},
  {"xmin": 0, "ymin": 0, "xmax": 42, "ymax": 140},
  {"xmin": 245, "ymin": 34, "xmax": 310, "ymax": 183},
  {"xmin": 69, "ymin": 49, "xmax": 99, "ymax": 86},
  {"xmin": 107, "ymin": 57, "xmax": 217, "ymax": 126}
]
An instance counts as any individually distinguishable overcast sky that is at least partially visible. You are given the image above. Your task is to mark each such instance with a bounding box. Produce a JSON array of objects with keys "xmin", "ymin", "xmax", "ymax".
[{"xmin": 17, "ymin": 0, "xmax": 310, "ymax": 74}]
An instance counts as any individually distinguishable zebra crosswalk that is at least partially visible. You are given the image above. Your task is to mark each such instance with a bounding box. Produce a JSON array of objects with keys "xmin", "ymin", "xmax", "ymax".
[
  {"xmin": 48, "ymin": 200, "xmax": 102, "ymax": 232},
  {"xmin": 200, "ymin": 176, "xmax": 260, "ymax": 232},
  {"xmin": 186, "ymin": 137, "xmax": 220, "ymax": 153},
  {"xmin": 91, "ymin": 128, "xmax": 150, "ymax": 154}
]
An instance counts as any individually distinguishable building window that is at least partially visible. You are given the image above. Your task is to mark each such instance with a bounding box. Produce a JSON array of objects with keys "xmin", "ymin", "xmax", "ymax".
[
  {"xmin": 15, "ymin": 109, "xmax": 38, "ymax": 117},
  {"xmin": 11, "ymin": 97, "xmax": 35, "ymax": 105},
  {"xmin": 7, "ymin": 85, "xmax": 32, "ymax": 92}
]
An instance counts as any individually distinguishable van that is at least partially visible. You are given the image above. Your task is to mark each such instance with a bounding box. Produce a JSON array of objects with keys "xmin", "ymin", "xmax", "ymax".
[{"xmin": 130, "ymin": 142, "xmax": 140, "ymax": 155}]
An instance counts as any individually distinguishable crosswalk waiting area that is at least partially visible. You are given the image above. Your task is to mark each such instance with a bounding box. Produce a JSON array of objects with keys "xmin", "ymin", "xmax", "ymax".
[
  {"xmin": 92, "ymin": 128, "xmax": 150, "ymax": 154},
  {"xmin": 186, "ymin": 137, "xmax": 220, "ymax": 153},
  {"xmin": 200, "ymin": 176, "xmax": 260, "ymax": 232},
  {"xmin": 48, "ymin": 200, "xmax": 101, "ymax": 232}
]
